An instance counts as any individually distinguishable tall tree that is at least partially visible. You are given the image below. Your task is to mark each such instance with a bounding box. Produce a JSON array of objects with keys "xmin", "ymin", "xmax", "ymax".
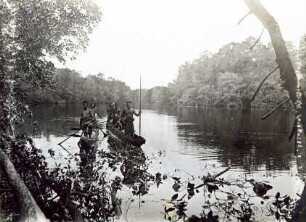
[
  {"xmin": 168, "ymin": 37, "xmax": 288, "ymax": 108},
  {"xmin": 0, "ymin": 0, "xmax": 101, "ymax": 133},
  {"xmin": 0, "ymin": 0, "xmax": 101, "ymax": 219},
  {"xmin": 243, "ymin": 0, "xmax": 305, "ymax": 134},
  {"xmin": 242, "ymin": 0, "xmax": 306, "ymax": 220}
]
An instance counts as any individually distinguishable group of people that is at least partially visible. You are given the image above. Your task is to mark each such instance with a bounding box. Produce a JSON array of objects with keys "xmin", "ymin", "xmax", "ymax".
[
  {"xmin": 79, "ymin": 99, "xmax": 141, "ymax": 138},
  {"xmin": 107, "ymin": 101, "xmax": 141, "ymax": 136}
]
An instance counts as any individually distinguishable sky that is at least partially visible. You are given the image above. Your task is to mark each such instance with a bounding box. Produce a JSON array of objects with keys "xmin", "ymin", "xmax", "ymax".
[{"xmin": 64, "ymin": 0, "xmax": 306, "ymax": 89}]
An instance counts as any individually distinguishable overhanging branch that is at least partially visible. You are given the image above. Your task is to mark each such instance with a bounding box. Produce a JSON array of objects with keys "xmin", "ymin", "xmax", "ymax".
[
  {"xmin": 250, "ymin": 27, "xmax": 265, "ymax": 50},
  {"xmin": 250, "ymin": 66, "xmax": 279, "ymax": 103},
  {"xmin": 261, "ymin": 98, "xmax": 290, "ymax": 120},
  {"xmin": 244, "ymin": 0, "xmax": 298, "ymax": 104},
  {"xmin": 243, "ymin": 0, "xmax": 306, "ymax": 134},
  {"xmin": 237, "ymin": 11, "xmax": 251, "ymax": 25}
]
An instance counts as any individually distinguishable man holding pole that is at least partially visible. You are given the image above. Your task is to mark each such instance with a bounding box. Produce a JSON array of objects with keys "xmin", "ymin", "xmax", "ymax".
[
  {"xmin": 80, "ymin": 100, "xmax": 95, "ymax": 138},
  {"xmin": 121, "ymin": 101, "xmax": 141, "ymax": 136}
]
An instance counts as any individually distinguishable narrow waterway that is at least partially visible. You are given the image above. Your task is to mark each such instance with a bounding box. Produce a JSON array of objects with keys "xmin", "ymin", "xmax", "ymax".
[{"xmin": 25, "ymin": 104, "xmax": 305, "ymax": 221}]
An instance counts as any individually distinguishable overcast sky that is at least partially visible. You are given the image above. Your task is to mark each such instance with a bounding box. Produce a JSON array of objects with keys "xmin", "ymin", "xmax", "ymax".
[{"xmin": 64, "ymin": 0, "xmax": 305, "ymax": 89}]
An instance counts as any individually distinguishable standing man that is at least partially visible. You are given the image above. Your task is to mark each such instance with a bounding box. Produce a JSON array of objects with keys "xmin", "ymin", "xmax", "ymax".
[
  {"xmin": 80, "ymin": 100, "xmax": 94, "ymax": 138},
  {"xmin": 121, "ymin": 101, "xmax": 141, "ymax": 136}
]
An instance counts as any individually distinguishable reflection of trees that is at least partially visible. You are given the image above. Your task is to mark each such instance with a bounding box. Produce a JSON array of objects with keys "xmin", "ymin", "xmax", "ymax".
[
  {"xmin": 173, "ymin": 107, "xmax": 296, "ymax": 171},
  {"xmin": 21, "ymin": 104, "xmax": 108, "ymax": 138}
]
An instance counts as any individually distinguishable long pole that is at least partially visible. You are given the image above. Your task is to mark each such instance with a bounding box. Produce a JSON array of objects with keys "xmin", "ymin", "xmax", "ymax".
[
  {"xmin": 139, "ymin": 76, "xmax": 142, "ymax": 136},
  {"xmin": 58, "ymin": 129, "xmax": 81, "ymax": 146}
]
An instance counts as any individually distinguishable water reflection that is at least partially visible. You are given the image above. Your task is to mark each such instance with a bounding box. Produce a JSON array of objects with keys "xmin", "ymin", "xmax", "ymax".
[
  {"xmin": 25, "ymin": 104, "xmax": 305, "ymax": 221},
  {"xmin": 23, "ymin": 104, "xmax": 108, "ymax": 138},
  {"xmin": 26, "ymin": 105, "xmax": 300, "ymax": 174},
  {"xmin": 158, "ymin": 107, "xmax": 297, "ymax": 172}
]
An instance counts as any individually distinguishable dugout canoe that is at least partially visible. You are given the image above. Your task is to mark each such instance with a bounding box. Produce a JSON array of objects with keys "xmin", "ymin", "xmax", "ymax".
[{"xmin": 106, "ymin": 123, "xmax": 146, "ymax": 147}]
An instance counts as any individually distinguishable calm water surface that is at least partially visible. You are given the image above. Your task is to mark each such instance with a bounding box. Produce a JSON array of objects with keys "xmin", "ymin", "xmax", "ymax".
[{"xmin": 25, "ymin": 104, "xmax": 305, "ymax": 221}]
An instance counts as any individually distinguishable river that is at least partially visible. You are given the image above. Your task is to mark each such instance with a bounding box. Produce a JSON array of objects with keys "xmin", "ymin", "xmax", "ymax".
[{"xmin": 24, "ymin": 104, "xmax": 305, "ymax": 221}]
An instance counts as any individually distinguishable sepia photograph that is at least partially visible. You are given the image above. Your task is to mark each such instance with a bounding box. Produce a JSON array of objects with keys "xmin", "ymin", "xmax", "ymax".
[{"xmin": 0, "ymin": 0, "xmax": 305, "ymax": 221}]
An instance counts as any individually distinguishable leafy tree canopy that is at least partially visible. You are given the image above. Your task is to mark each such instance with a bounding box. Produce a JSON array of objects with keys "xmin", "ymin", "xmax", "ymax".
[{"xmin": 0, "ymin": 0, "xmax": 101, "ymax": 88}]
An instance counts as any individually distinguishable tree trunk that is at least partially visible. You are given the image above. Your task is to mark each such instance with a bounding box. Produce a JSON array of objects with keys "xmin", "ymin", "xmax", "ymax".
[
  {"xmin": 0, "ymin": 148, "xmax": 48, "ymax": 222},
  {"xmin": 243, "ymin": 0, "xmax": 306, "ymax": 219},
  {"xmin": 0, "ymin": 20, "xmax": 7, "ymax": 135},
  {"xmin": 243, "ymin": 0, "xmax": 306, "ymax": 134}
]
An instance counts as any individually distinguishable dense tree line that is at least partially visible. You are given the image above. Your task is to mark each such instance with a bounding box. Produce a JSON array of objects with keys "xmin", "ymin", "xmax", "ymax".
[
  {"xmin": 27, "ymin": 37, "xmax": 300, "ymax": 110},
  {"xmin": 27, "ymin": 69, "xmax": 133, "ymax": 105},
  {"xmin": 132, "ymin": 86, "xmax": 172, "ymax": 108},
  {"xmin": 136, "ymin": 37, "xmax": 298, "ymax": 109}
]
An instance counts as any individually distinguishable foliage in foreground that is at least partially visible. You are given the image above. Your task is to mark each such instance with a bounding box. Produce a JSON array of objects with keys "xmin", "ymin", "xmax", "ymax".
[
  {"xmin": 1, "ymin": 134, "xmax": 113, "ymax": 221},
  {"xmin": 1, "ymin": 132, "xmax": 300, "ymax": 222},
  {"xmin": 0, "ymin": 1, "xmax": 102, "ymax": 218},
  {"xmin": 1, "ymin": 131, "xmax": 154, "ymax": 221},
  {"xmin": 162, "ymin": 171, "xmax": 296, "ymax": 222}
]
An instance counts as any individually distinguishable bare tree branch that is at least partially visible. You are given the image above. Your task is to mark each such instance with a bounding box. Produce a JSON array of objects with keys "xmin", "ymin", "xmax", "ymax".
[
  {"xmin": 250, "ymin": 66, "xmax": 279, "ymax": 103},
  {"xmin": 212, "ymin": 167, "xmax": 231, "ymax": 179},
  {"xmin": 237, "ymin": 11, "xmax": 251, "ymax": 25},
  {"xmin": 194, "ymin": 167, "xmax": 231, "ymax": 189},
  {"xmin": 261, "ymin": 98, "xmax": 290, "ymax": 120},
  {"xmin": 244, "ymin": 0, "xmax": 298, "ymax": 104},
  {"xmin": 288, "ymin": 118, "xmax": 298, "ymax": 142},
  {"xmin": 243, "ymin": 0, "xmax": 306, "ymax": 134},
  {"xmin": 250, "ymin": 27, "xmax": 265, "ymax": 50}
]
